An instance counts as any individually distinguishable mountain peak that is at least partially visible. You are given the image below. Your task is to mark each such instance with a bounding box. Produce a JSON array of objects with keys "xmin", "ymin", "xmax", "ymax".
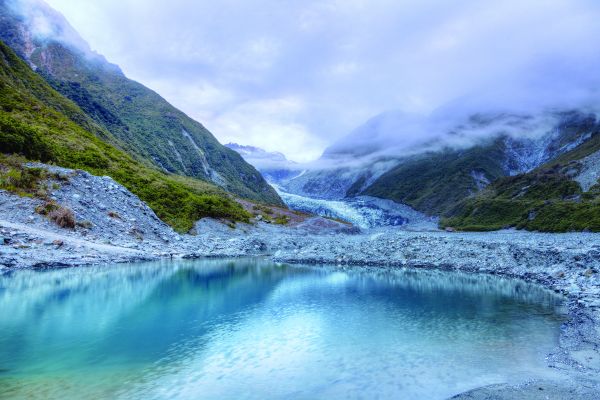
[
  {"xmin": 225, "ymin": 143, "xmax": 290, "ymax": 163},
  {"xmin": 0, "ymin": 0, "xmax": 283, "ymax": 206}
]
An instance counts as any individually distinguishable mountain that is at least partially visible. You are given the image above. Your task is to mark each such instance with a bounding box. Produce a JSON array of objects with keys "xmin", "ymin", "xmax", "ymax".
[
  {"xmin": 279, "ymin": 107, "xmax": 600, "ymax": 231},
  {"xmin": 225, "ymin": 143, "xmax": 302, "ymax": 184},
  {"xmin": 0, "ymin": 38, "xmax": 250, "ymax": 232},
  {"xmin": 364, "ymin": 110, "xmax": 598, "ymax": 215},
  {"xmin": 442, "ymin": 120, "xmax": 600, "ymax": 232},
  {"xmin": 0, "ymin": 0, "xmax": 282, "ymax": 206},
  {"xmin": 323, "ymin": 110, "xmax": 426, "ymax": 159}
]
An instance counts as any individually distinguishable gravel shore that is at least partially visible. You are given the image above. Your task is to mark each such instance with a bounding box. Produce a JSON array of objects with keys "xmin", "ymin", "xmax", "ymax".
[
  {"xmin": 271, "ymin": 229, "xmax": 600, "ymax": 399},
  {"xmin": 1, "ymin": 165, "xmax": 599, "ymax": 399}
]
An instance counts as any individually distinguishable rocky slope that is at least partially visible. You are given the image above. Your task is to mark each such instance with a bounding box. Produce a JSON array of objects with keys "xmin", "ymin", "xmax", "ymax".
[
  {"xmin": 0, "ymin": 39, "xmax": 253, "ymax": 232},
  {"xmin": 444, "ymin": 124, "xmax": 600, "ymax": 231},
  {"xmin": 0, "ymin": 162, "xmax": 352, "ymax": 268},
  {"xmin": 0, "ymin": 0, "xmax": 282, "ymax": 206}
]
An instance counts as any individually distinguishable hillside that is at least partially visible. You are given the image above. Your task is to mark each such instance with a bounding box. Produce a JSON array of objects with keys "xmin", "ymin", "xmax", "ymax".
[
  {"xmin": 0, "ymin": 0, "xmax": 282, "ymax": 206},
  {"xmin": 443, "ymin": 126, "xmax": 600, "ymax": 232},
  {"xmin": 282, "ymin": 109, "xmax": 596, "ymax": 211},
  {"xmin": 363, "ymin": 139, "xmax": 507, "ymax": 215},
  {"xmin": 0, "ymin": 39, "xmax": 251, "ymax": 232}
]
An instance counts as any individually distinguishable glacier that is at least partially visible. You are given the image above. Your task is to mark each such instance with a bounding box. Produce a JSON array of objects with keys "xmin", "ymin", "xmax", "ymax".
[{"xmin": 275, "ymin": 187, "xmax": 437, "ymax": 231}]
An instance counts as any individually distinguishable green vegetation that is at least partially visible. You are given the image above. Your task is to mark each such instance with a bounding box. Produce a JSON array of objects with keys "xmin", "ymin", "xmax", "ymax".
[
  {"xmin": 365, "ymin": 139, "xmax": 507, "ymax": 215},
  {"xmin": 252, "ymin": 204, "xmax": 275, "ymax": 215},
  {"xmin": 0, "ymin": 154, "xmax": 62, "ymax": 198},
  {"xmin": 364, "ymin": 113, "xmax": 600, "ymax": 232},
  {"xmin": 274, "ymin": 215, "xmax": 290, "ymax": 225},
  {"xmin": 0, "ymin": 1, "xmax": 282, "ymax": 205},
  {"xmin": 443, "ymin": 134, "xmax": 600, "ymax": 232},
  {"xmin": 0, "ymin": 40, "xmax": 250, "ymax": 232},
  {"xmin": 23, "ymin": 38, "xmax": 280, "ymax": 205}
]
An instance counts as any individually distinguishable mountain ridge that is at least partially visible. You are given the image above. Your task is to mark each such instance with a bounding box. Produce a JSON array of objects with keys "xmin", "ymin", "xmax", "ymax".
[
  {"xmin": 0, "ymin": 38, "xmax": 252, "ymax": 232},
  {"xmin": 274, "ymin": 107, "xmax": 600, "ymax": 231},
  {"xmin": 0, "ymin": 0, "xmax": 283, "ymax": 206}
]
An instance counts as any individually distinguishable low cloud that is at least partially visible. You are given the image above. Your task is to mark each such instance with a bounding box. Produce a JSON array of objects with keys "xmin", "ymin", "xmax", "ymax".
[{"xmin": 26, "ymin": 0, "xmax": 600, "ymax": 161}]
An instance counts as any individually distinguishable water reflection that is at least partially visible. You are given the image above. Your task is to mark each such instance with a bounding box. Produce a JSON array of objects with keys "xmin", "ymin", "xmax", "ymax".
[{"xmin": 0, "ymin": 259, "xmax": 565, "ymax": 399}]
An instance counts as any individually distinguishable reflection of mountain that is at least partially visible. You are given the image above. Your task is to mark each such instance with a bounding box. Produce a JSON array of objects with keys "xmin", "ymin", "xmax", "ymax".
[{"xmin": 0, "ymin": 259, "xmax": 301, "ymax": 368}]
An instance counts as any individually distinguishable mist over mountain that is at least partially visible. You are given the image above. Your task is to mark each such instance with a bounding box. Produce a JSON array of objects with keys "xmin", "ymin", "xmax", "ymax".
[
  {"xmin": 0, "ymin": 0, "xmax": 282, "ymax": 205},
  {"xmin": 277, "ymin": 105, "xmax": 599, "ymax": 217},
  {"xmin": 26, "ymin": 0, "xmax": 600, "ymax": 162},
  {"xmin": 225, "ymin": 143, "xmax": 302, "ymax": 184},
  {"xmin": 3, "ymin": 0, "xmax": 600, "ymax": 233}
]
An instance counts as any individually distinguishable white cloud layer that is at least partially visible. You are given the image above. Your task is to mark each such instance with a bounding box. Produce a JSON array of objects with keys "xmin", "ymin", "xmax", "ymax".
[{"xmin": 44, "ymin": 0, "xmax": 600, "ymax": 161}]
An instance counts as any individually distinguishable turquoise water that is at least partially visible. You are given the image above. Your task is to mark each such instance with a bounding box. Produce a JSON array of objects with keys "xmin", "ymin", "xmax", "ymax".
[{"xmin": 0, "ymin": 259, "xmax": 565, "ymax": 399}]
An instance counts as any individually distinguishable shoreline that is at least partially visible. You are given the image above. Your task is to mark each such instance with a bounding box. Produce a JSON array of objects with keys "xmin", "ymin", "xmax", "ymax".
[
  {"xmin": 278, "ymin": 257, "xmax": 600, "ymax": 399},
  {"xmin": 271, "ymin": 231, "xmax": 600, "ymax": 398},
  {"xmin": 2, "ymin": 223, "xmax": 600, "ymax": 398}
]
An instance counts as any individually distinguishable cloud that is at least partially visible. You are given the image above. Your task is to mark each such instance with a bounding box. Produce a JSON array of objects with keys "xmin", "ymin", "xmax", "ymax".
[
  {"xmin": 40, "ymin": 0, "xmax": 600, "ymax": 161},
  {"xmin": 8, "ymin": 0, "xmax": 93, "ymax": 55},
  {"xmin": 206, "ymin": 97, "xmax": 327, "ymax": 163}
]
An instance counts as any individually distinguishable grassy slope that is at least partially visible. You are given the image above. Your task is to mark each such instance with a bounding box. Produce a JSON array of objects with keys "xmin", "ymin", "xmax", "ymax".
[
  {"xmin": 364, "ymin": 138, "xmax": 507, "ymax": 215},
  {"xmin": 0, "ymin": 1, "xmax": 281, "ymax": 206},
  {"xmin": 32, "ymin": 42, "xmax": 282, "ymax": 206},
  {"xmin": 0, "ymin": 39, "xmax": 250, "ymax": 232},
  {"xmin": 442, "ymin": 132, "xmax": 600, "ymax": 232}
]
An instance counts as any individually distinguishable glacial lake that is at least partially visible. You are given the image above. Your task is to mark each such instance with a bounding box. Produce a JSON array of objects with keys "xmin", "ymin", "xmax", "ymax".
[{"xmin": 0, "ymin": 258, "xmax": 565, "ymax": 399}]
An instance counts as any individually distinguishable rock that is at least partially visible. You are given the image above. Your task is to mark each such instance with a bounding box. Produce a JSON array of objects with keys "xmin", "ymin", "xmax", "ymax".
[
  {"xmin": 52, "ymin": 240, "xmax": 64, "ymax": 247},
  {"xmin": 584, "ymin": 269, "xmax": 596, "ymax": 278}
]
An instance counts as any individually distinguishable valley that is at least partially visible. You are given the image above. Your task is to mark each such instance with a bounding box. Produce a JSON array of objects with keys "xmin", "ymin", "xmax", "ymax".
[{"xmin": 1, "ymin": 0, "xmax": 600, "ymax": 399}]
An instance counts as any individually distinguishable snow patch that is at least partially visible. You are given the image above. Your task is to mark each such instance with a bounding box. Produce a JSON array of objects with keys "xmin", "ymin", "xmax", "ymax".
[{"xmin": 470, "ymin": 170, "xmax": 491, "ymax": 191}]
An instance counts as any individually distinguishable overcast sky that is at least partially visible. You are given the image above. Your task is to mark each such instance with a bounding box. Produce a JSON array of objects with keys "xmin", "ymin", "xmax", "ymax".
[{"xmin": 43, "ymin": 0, "xmax": 600, "ymax": 162}]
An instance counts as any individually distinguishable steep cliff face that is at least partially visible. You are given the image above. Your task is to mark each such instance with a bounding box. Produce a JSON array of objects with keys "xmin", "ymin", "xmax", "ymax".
[{"xmin": 0, "ymin": 0, "xmax": 283, "ymax": 206}]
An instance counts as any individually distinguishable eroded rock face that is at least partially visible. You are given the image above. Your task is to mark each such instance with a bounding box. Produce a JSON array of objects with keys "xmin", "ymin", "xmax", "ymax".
[{"xmin": 574, "ymin": 149, "xmax": 600, "ymax": 192}]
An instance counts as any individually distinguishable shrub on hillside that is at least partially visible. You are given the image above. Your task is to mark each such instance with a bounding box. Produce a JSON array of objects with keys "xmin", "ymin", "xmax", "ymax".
[
  {"xmin": 48, "ymin": 206, "xmax": 76, "ymax": 229},
  {"xmin": 35, "ymin": 200, "xmax": 76, "ymax": 229}
]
